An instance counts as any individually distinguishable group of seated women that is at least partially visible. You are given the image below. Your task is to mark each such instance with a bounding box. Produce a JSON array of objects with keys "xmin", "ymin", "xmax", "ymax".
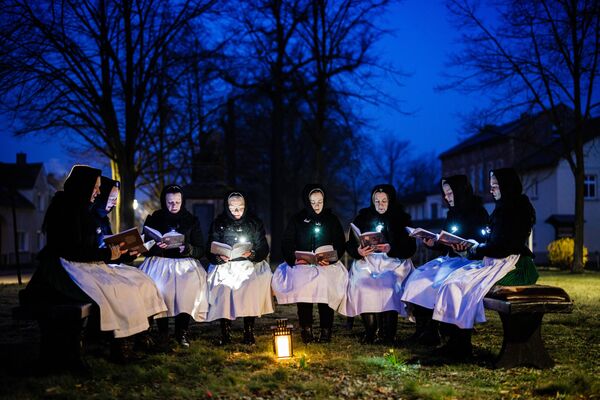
[{"xmin": 23, "ymin": 164, "xmax": 538, "ymax": 362}]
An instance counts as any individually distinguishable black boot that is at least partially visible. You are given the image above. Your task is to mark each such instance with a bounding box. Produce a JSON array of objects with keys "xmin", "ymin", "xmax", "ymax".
[
  {"xmin": 219, "ymin": 319, "xmax": 232, "ymax": 345},
  {"xmin": 345, "ymin": 317, "xmax": 355, "ymax": 330},
  {"xmin": 300, "ymin": 326, "xmax": 314, "ymax": 344},
  {"xmin": 318, "ymin": 303, "xmax": 334, "ymax": 343},
  {"xmin": 380, "ymin": 311, "xmax": 398, "ymax": 345},
  {"xmin": 435, "ymin": 325, "xmax": 472, "ymax": 361},
  {"xmin": 156, "ymin": 317, "xmax": 171, "ymax": 352},
  {"xmin": 175, "ymin": 314, "xmax": 191, "ymax": 348},
  {"xmin": 242, "ymin": 317, "xmax": 256, "ymax": 345},
  {"xmin": 360, "ymin": 313, "xmax": 378, "ymax": 344}
]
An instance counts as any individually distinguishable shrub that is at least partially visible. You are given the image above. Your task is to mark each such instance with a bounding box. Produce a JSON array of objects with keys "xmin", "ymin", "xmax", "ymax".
[{"xmin": 547, "ymin": 237, "xmax": 588, "ymax": 270}]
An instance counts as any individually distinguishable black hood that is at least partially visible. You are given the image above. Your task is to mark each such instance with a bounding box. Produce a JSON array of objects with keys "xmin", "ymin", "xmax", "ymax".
[
  {"xmin": 160, "ymin": 184, "xmax": 185, "ymax": 210},
  {"xmin": 93, "ymin": 176, "xmax": 120, "ymax": 218},
  {"xmin": 441, "ymin": 175, "xmax": 473, "ymax": 209},
  {"xmin": 491, "ymin": 168, "xmax": 523, "ymax": 203},
  {"xmin": 302, "ymin": 183, "xmax": 326, "ymax": 218},
  {"xmin": 222, "ymin": 190, "xmax": 248, "ymax": 221},
  {"xmin": 63, "ymin": 165, "xmax": 102, "ymax": 207},
  {"xmin": 369, "ymin": 184, "xmax": 396, "ymax": 215}
]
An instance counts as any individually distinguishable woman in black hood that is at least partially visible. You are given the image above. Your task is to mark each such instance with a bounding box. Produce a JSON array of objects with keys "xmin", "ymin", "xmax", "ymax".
[
  {"xmin": 272, "ymin": 184, "xmax": 348, "ymax": 344},
  {"xmin": 343, "ymin": 184, "xmax": 416, "ymax": 344},
  {"xmin": 401, "ymin": 175, "xmax": 489, "ymax": 347},
  {"xmin": 430, "ymin": 168, "xmax": 538, "ymax": 360},
  {"xmin": 25, "ymin": 165, "xmax": 166, "ymax": 363},
  {"xmin": 206, "ymin": 190, "xmax": 273, "ymax": 345},
  {"xmin": 140, "ymin": 184, "xmax": 209, "ymax": 348}
]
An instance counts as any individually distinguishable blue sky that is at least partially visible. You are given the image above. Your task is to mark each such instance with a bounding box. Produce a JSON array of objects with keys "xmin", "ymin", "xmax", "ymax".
[{"xmin": 0, "ymin": 0, "xmax": 489, "ymax": 173}]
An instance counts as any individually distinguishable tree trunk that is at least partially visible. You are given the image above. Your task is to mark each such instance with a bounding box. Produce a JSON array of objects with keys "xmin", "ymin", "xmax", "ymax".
[
  {"xmin": 571, "ymin": 125, "xmax": 585, "ymax": 273},
  {"xmin": 117, "ymin": 162, "xmax": 136, "ymax": 231}
]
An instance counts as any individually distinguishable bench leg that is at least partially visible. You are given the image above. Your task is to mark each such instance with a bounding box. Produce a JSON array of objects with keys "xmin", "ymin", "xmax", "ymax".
[
  {"xmin": 38, "ymin": 316, "xmax": 89, "ymax": 371},
  {"xmin": 495, "ymin": 312, "xmax": 554, "ymax": 369}
]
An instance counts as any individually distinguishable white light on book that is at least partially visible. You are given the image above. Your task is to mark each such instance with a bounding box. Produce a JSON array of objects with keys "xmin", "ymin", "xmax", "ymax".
[
  {"xmin": 450, "ymin": 225, "xmax": 458, "ymax": 233},
  {"xmin": 271, "ymin": 319, "xmax": 293, "ymax": 359},
  {"xmin": 239, "ymin": 236, "xmax": 248, "ymax": 244},
  {"xmin": 133, "ymin": 199, "xmax": 139, "ymax": 210},
  {"xmin": 376, "ymin": 224, "xmax": 384, "ymax": 232}
]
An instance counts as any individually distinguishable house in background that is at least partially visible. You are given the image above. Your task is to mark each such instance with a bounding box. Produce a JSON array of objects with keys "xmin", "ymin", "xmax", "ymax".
[
  {"xmin": 0, "ymin": 153, "xmax": 53, "ymax": 266},
  {"xmin": 437, "ymin": 107, "xmax": 600, "ymax": 264}
]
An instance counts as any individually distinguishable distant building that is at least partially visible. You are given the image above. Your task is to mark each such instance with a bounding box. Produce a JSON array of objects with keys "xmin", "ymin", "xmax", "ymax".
[
  {"xmin": 0, "ymin": 153, "xmax": 54, "ymax": 266},
  {"xmin": 405, "ymin": 107, "xmax": 600, "ymax": 264}
]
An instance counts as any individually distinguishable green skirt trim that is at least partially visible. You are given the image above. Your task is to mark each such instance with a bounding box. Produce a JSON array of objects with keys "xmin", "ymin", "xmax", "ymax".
[{"xmin": 496, "ymin": 256, "xmax": 539, "ymax": 286}]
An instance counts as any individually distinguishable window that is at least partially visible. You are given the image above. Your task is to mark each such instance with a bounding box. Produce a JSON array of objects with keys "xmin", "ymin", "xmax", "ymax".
[
  {"xmin": 430, "ymin": 203, "xmax": 438, "ymax": 219},
  {"xmin": 584, "ymin": 175, "xmax": 597, "ymax": 199},
  {"xmin": 17, "ymin": 232, "xmax": 28, "ymax": 252}
]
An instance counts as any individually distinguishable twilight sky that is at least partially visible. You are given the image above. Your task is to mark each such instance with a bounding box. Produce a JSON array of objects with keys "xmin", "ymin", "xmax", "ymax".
[{"xmin": 0, "ymin": 0, "xmax": 492, "ymax": 174}]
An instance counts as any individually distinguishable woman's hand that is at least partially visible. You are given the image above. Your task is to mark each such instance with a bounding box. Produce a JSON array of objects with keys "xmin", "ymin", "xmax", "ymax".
[
  {"xmin": 422, "ymin": 238, "xmax": 436, "ymax": 247},
  {"xmin": 317, "ymin": 259, "xmax": 330, "ymax": 266},
  {"xmin": 357, "ymin": 245, "xmax": 375, "ymax": 258},
  {"xmin": 376, "ymin": 243, "xmax": 391, "ymax": 253},
  {"xmin": 219, "ymin": 255, "xmax": 230, "ymax": 262},
  {"xmin": 450, "ymin": 243, "xmax": 470, "ymax": 252},
  {"xmin": 157, "ymin": 242, "xmax": 169, "ymax": 249},
  {"xmin": 178, "ymin": 245, "xmax": 186, "ymax": 253},
  {"xmin": 242, "ymin": 251, "xmax": 252, "ymax": 258},
  {"xmin": 128, "ymin": 249, "xmax": 140, "ymax": 257},
  {"xmin": 109, "ymin": 242, "xmax": 127, "ymax": 260},
  {"xmin": 295, "ymin": 259, "xmax": 308, "ymax": 265}
]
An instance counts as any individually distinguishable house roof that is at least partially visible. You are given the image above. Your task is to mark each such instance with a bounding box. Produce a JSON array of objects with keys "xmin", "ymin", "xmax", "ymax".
[
  {"xmin": 0, "ymin": 186, "xmax": 35, "ymax": 209},
  {"xmin": 0, "ymin": 162, "xmax": 44, "ymax": 190}
]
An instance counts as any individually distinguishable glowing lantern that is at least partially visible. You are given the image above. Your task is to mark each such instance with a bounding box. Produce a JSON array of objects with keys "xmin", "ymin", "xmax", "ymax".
[{"xmin": 271, "ymin": 319, "xmax": 293, "ymax": 359}]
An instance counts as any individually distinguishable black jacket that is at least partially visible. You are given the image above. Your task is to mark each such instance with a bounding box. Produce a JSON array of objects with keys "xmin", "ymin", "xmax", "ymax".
[
  {"xmin": 206, "ymin": 190, "xmax": 269, "ymax": 265},
  {"xmin": 434, "ymin": 175, "xmax": 489, "ymax": 257},
  {"xmin": 346, "ymin": 184, "xmax": 416, "ymax": 260},
  {"xmin": 25, "ymin": 165, "xmax": 107, "ymax": 304},
  {"xmin": 144, "ymin": 185, "xmax": 204, "ymax": 260},
  {"xmin": 281, "ymin": 184, "xmax": 346, "ymax": 266},
  {"xmin": 471, "ymin": 168, "xmax": 535, "ymax": 259}
]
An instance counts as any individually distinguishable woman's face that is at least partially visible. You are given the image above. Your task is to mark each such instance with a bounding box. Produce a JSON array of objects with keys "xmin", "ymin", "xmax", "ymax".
[
  {"xmin": 442, "ymin": 183, "xmax": 454, "ymax": 207},
  {"xmin": 106, "ymin": 187, "xmax": 119, "ymax": 211},
  {"xmin": 490, "ymin": 175, "xmax": 501, "ymax": 200},
  {"xmin": 90, "ymin": 177, "xmax": 101, "ymax": 203},
  {"xmin": 165, "ymin": 193, "xmax": 183, "ymax": 214},
  {"xmin": 228, "ymin": 196, "xmax": 245, "ymax": 220},
  {"xmin": 373, "ymin": 192, "xmax": 389, "ymax": 214},
  {"xmin": 309, "ymin": 191, "xmax": 324, "ymax": 214}
]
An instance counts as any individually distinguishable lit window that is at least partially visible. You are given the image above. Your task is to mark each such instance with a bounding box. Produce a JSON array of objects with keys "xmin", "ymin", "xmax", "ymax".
[{"xmin": 584, "ymin": 175, "xmax": 597, "ymax": 199}]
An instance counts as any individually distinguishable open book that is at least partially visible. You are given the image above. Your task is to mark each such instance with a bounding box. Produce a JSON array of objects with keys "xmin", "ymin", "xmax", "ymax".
[
  {"xmin": 103, "ymin": 227, "xmax": 154, "ymax": 253},
  {"xmin": 210, "ymin": 241, "xmax": 253, "ymax": 259},
  {"xmin": 295, "ymin": 245, "xmax": 338, "ymax": 265},
  {"xmin": 406, "ymin": 227, "xmax": 476, "ymax": 248},
  {"xmin": 350, "ymin": 222, "xmax": 386, "ymax": 247},
  {"xmin": 143, "ymin": 226, "xmax": 185, "ymax": 249}
]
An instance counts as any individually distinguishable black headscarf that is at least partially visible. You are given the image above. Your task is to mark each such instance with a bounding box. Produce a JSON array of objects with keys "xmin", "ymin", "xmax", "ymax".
[
  {"xmin": 63, "ymin": 165, "xmax": 102, "ymax": 207},
  {"xmin": 92, "ymin": 176, "xmax": 120, "ymax": 218},
  {"xmin": 158, "ymin": 184, "xmax": 190, "ymax": 226},
  {"xmin": 302, "ymin": 183, "xmax": 326, "ymax": 218},
  {"xmin": 441, "ymin": 175, "xmax": 475, "ymax": 210},
  {"xmin": 491, "ymin": 168, "xmax": 523, "ymax": 204},
  {"xmin": 223, "ymin": 190, "xmax": 248, "ymax": 222},
  {"xmin": 369, "ymin": 184, "xmax": 396, "ymax": 216}
]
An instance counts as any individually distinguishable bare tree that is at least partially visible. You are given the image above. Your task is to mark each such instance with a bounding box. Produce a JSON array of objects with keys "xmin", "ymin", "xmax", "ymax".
[
  {"xmin": 442, "ymin": 0, "xmax": 600, "ymax": 272},
  {"xmin": 0, "ymin": 0, "xmax": 218, "ymax": 230}
]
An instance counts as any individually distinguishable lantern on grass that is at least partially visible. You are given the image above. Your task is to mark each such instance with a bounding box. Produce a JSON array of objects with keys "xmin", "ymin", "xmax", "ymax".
[{"xmin": 271, "ymin": 319, "xmax": 294, "ymax": 359}]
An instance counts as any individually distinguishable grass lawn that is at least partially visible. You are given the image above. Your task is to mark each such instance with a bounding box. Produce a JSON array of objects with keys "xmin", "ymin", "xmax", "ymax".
[{"xmin": 0, "ymin": 270, "xmax": 599, "ymax": 399}]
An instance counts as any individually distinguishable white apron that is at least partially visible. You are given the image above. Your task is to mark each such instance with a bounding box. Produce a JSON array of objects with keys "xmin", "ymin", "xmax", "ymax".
[
  {"xmin": 432, "ymin": 255, "xmax": 520, "ymax": 329},
  {"xmin": 401, "ymin": 256, "xmax": 473, "ymax": 309},
  {"xmin": 341, "ymin": 254, "xmax": 413, "ymax": 317},
  {"xmin": 206, "ymin": 260, "xmax": 274, "ymax": 321},
  {"xmin": 271, "ymin": 261, "xmax": 348, "ymax": 311},
  {"xmin": 139, "ymin": 256, "xmax": 209, "ymax": 322},
  {"xmin": 60, "ymin": 258, "xmax": 167, "ymax": 338}
]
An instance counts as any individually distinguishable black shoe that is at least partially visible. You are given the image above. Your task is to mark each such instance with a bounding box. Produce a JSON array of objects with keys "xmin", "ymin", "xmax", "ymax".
[
  {"xmin": 176, "ymin": 331, "xmax": 190, "ymax": 348},
  {"xmin": 300, "ymin": 327, "xmax": 314, "ymax": 344},
  {"xmin": 242, "ymin": 317, "xmax": 256, "ymax": 345},
  {"xmin": 318, "ymin": 328, "xmax": 332, "ymax": 343},
  {"xmin": 360, "ymin": 313, "xmax": 377, "ymax": 344},
  {"xmin": 242, "ymin": 331, "xmax": 256, "ymax": 345}
]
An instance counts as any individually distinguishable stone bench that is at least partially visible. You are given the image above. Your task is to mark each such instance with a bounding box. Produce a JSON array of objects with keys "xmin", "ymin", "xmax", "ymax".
[{"xmin": 483, "ymin": 285, "xmax": 573, "ymax": 369}]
